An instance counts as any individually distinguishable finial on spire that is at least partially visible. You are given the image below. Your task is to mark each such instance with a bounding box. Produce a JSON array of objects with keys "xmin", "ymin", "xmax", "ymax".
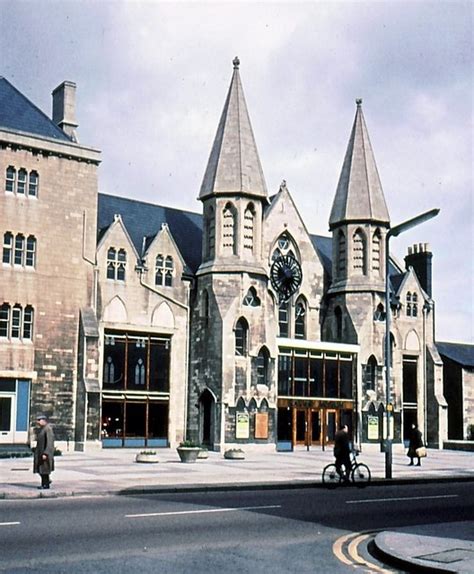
[
  {"xmin": 233, "ymin": 56, "xmax": 240, "ymax": 69},
  {"xmin": 279, "ymin": 180, "xmax": 287, "ymax": 191},
  {"xmin": 356, "ymin": 98, "xmax": 363, "ymax": 107}
]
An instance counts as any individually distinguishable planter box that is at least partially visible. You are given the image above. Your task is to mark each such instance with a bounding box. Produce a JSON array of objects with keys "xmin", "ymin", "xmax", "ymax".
[
  {"xmin": 177, "ymin": 447, "xmax": 200, "ymax": 463},
  {"xmin": 135, "ymin": 453, "xmax": 159, "ymax": 464},
  {"xmin": 224, "ymin": 449, "xmax": 245, "ymax": 460}
]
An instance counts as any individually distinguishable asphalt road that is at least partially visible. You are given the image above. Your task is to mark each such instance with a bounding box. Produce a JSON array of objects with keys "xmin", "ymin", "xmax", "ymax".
[{"xmin": 0, "ymin": 481, "xmax": 472, "ymax": 573}]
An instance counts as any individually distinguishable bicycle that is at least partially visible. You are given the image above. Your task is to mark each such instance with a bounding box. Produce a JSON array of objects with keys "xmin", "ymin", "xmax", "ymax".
[{"xmin": 322, "ymin": 450, "xmax": 371, "ymax": 488}]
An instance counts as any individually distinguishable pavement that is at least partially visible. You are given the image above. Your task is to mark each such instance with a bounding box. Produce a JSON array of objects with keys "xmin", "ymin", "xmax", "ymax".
[{"xmin": 1, "ymin": 444, "xmax": 473, "ymax": 572}]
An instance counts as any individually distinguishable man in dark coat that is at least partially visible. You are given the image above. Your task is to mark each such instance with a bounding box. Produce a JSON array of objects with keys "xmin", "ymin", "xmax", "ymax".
[
  {"xmin": 334, "ymin": 424, "xmax": 352, "ymax": 482},
  {"xmin": 407, "ymin": 423, "xmax": 424, "ymax": 466},
  {"xmin": 33, "ymin": 414, "xmax": 55, "ymax": 489}
]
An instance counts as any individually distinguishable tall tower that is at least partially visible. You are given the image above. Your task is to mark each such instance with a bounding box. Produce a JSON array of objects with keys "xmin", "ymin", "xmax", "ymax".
[
  {"xmin": 189, "ymin": 58, "xmax": 276, "ymax": 450},
  {"xmin": 324, "ymin": 99, "xmax": 390, "ymax": 344}
]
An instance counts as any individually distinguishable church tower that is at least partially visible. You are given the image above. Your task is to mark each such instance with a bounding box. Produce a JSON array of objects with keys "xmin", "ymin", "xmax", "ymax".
[
  {"xmin": 188, "ymin": 58, "xmax": 276, "ymax": 450},
  {"xmin": 324, "ymin": 100, "xmax": 390, "ymax": 344}
]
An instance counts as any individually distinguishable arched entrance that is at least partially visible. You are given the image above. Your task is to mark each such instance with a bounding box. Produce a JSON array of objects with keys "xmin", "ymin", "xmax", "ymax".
[{"xmin": 199, "ymin": 389, "xmax": 215, "ymax": 448}]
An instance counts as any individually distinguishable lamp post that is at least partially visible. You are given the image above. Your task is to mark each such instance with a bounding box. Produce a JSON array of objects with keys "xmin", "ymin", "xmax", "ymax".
[{"xmin": 384, "ymin": 208, "xmax": 440, "ymax": 479}]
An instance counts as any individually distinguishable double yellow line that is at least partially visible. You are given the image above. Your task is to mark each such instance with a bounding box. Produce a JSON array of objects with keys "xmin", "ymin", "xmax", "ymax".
[{"xmin": 333, "ymin": 531, "xmax": 393, "ymax": 573}]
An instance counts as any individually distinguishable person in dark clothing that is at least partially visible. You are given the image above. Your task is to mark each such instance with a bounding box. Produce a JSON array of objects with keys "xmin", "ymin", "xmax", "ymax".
[
  {"xmin": 334, "ymin": 424, "xmax": 352, "ymax": 481},
  {"xmin": 33, "ymin": 414, "xmax": 55, "ymax": 489},
  {"xmin": 407, "ymin": 423, "xmax": 423, "ymax": 466}
]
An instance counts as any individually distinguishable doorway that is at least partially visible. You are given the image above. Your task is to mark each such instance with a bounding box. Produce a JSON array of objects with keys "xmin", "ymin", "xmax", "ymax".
[
  {"xmin": 325, "ymin": 409, "xmax": 338, "ymax": 444},
  {"xmin": 0, "ymin": 395, "xmax": 14, "ymax": 443},
  {"xmin": 293, "ymin": 408, "xmax": 322, "ymax": 446},
  {"xmin": 199, "ymin": 389, "xmax": 215, "ymax": 448}
]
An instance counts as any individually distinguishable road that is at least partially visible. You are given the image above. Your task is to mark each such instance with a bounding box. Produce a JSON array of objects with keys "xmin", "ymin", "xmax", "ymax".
[{"xmin": 0, "ymin": 481, "xmax": 472, "ymax": 573}]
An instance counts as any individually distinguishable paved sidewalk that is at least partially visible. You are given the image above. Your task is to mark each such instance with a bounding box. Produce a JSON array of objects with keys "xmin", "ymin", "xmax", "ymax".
[{"xmin": 1, "ymin": 445, "xmax": 472, "ymax": 573}]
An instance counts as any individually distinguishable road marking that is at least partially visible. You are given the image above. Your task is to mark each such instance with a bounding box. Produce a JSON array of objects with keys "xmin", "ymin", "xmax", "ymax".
[
  {"xmin": 332, "ymin": 532, "xmax": 356, "ymax": 565},
  {"xmin": 125, "ymin": 504, "xmax": 281, "ymax": 518},
  {"xmin": 0, "ymin": 522, "xmax": 20, "ymax": 526},
  {"xmin": 334, "ymin": 531, "xmax": 394, "ymax": 573},
  {"xmin": 348, "ymin": 533, "xmax": 392, "ymax": 573},
  {"xmin": 346, "ymin": 494, "xmax": 458, "ymax": 504}
]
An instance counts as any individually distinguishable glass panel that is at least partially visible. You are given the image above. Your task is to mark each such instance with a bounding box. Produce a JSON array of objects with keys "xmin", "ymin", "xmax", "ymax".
[
  {"xmin": 127, "ymin": 336, "xmax": 147, "ymax": 389},
  {"xmin": 17, "ymin": 169, "xmax": 27, "ymax": 194},
  {"xmin": 403, "ymin": 358, "xmax": 418, "ymax": 403},
  {"xmin": 149, "ymin": 339, "xmax": 170, "ymax": 392},
  {"xmin": 0, "ymin": 304, "xmax": 9, "ymax": 337},
  {"xmin": 14, "ymin": 235, "xmax": 24, "ymax": 265},
  {"xmin": 23, "ymin": 306, "xmax": 34, "ymax": 339},
  {"xmin": 125, "ymin": 402, "xmax": 146, "ymax": 437},
  {"xmin": 0, "ymin": 397, "xmax": 12, "ymax": 431},
  {"xmin": 327, "ymin": 411, "xmax": 337, "ymax": 442},
  {"xmin": 296, "ymin": 410, "xmax": 306, "ymax": 442},
  {"xmin": 26, "ymin": 236, "xmax": 36, "ymax": 267},
  {"xmin": 309, "ymin": 357, "xmax": 323, "ymax": 396},
  {"xmin": 3, "ymin": 232, "xmax": 12, "ymax": 264},
  {"xmin": 11, "ymin": 306, "xmax": 21, "ymax": 338},
  {"xmin": 340, "ymin": 360, "xmax": 352, "ymax": 399},
  {"xmin": 103, "ymin": 335, "xmax": 126, "ymax": 390},
  {"xmin": 325, "ymin": 358, "xmax": 338, "ymax": 398},
  {"xmin": 311, "ymin": 410, "xmax": 321, "ymax": 442},
  {"xmin": 6, "ymin": 167, "xmax": 15, "ymax": 193},
  {"xmin": 102, "ymin": 402, "xmax": 124, "ymax": 439},
  {"xmin": 28, "ymin": 171, "xmax": 38, "ymax": 196},
  {"xmin": 278, "ymin": 355, "xmax": 292, "ymax": 395},
  {"xmin": 278, "ymin": 303, "xmax": 289, "ymax": 337},
  {"xmin": 148, "ymin": 402, "xmax": 168, "ymax": 439},
  {"xmin": 294, "ymin": 356, "xmax": 308, "ymax": 396}
]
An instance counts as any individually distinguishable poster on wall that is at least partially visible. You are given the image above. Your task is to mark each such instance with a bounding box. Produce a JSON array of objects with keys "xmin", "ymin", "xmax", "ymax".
[
  {"xmin": 236, "ymin": 412, "xmax": 249, "ymax": 439},
  {"xmin": 367, "ymin": 415, "xmax": 379, "ymax": 440},
  {"xmin": 255, "ymin": 412, "xmax": 269, "ymax": 439}
]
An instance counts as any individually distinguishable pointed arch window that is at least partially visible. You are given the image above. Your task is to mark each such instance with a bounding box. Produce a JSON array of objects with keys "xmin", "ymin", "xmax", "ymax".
[
  {"xmin": 406, "ymin": 292, "xmax": 412, "ymax": 317},
  {"xmin": 235, "ymin": 318, "xmax": 249, "ymax": 356},
  {"xmin": 107, "ymin": 247, "xmax": 126, "ymax": 281},
  {"xmin": 223, "ymin": 203, "xmax": 237, "ymax": 254},
  {"xmin": 334, "ymin": 306, "xmax": 343, "ymax": 341},
  {"xmin": 372, "ymin": 229, "xmax": 382, "ymax": 273},
  {"xmin": 243, "ymin": 203, "xmax": 255, "ymax": 253},
  {"xmin": 26, "ymin": 236, "xmax": 36, "ymax": 267},
  {"xmin": 14, "ymin": 234, "xmax": 25, "ymax": 266},
  {"xmin": 295, "ymin": 298, "xmax": 307, "ymax": 339},
  {"xmin": 257, "ymin": 347, "xmax": 270, "ymax": 386},
  {"xmin": 353, "ymin": 229, "xmax": 367, "ymax": 275},
  {"xmin": 105, "ymin": 356, "xmax": 115, "ymax": 384},
  {"xmin": 11, "ymin": 304, "xmax": 22, "ymax": 338},
  {"xmin": 134, "ymin": 358, "xmax": 146, "ymax": 385},
  {"xmin": 337, "ymin": 230, "xmax": 346, "ymax": 277},
  {"xmin": 23, "ymin": 305, "xmax": 34, "ymax": 339},
  {"xmin": 374, "ymin": 303, "xmax": 385, "ymax": 322},
  {"xmin": 28, "ymin": 171, "xmax": 39, "ymax": 197},
  {"xmin": 406, "ymin": 292, "xmax": 418, "ymax": 317},
  {"xmin": 271, "ymin": 248, "xmax": 282, "ymax": 261},
  {"xmin": 278, "ymin": 302, "xmax": 289, "ymax": 338},
  {"xmin": 0, "ymin": 303, "xmax": 10, "ymax": 337},
  {"xmin": 204, "ymin": 207, "xmax": 215, "ymax": 260},
  {"xmin": 155, "ymin": 255, "xmax": 173, "ymax": 287},
  {"xmin": 366, "ymin": 355, "xmax": 377, "ymax": 391}
]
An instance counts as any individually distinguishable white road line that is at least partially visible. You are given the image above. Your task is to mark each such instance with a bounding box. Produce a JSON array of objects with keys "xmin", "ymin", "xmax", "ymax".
[
  {"xmin": 346, "ymin": 494, "xmax": 458, "ymax": 504},
  {"xmin": 125, "ymin": 504, "xmax": 281, "ymax": 518},
  {"xmin": 0, "ymin": 522, "xmax": 20, "ymax": 526}
]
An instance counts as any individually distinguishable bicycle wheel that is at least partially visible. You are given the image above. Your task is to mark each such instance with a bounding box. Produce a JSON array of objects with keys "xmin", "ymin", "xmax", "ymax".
[
  {"xmin": 322, "ymin": 463, "xmax": 341, "ymax": 488},
  {"xmin": 351, "ymin": 463, "xmax": 371, "ymax": 487}
]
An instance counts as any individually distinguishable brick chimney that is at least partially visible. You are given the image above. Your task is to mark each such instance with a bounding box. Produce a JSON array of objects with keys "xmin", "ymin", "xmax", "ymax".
[
  {"xmin": 52, "ymin": 81, "xmax": 78, "ymax": 142},
  {"xmin": 404, "ymin": 243, "xmax": 433, "ymax": 297}
]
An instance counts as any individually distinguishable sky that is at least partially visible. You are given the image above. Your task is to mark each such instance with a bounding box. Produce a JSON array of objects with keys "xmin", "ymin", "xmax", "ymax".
[{"xmin": 1, "ymin": 0, "xmax": 472, "ymax": 343}]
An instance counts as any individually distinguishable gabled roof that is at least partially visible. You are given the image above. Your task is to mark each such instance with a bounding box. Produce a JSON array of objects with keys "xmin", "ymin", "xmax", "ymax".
[
  {"xmin": 0, "ymin": 77, "xmax": 72, "ymax": 142},
  {"xmin": 436, "ymin": 342, "xmax": 474, "ymax": 368},
  {"xmin": 199, "ymin": 57, "xmax": 268, "ymax": 200},
  {"xmin": 329, "ymin": 100, "xmax": 390, "ymax": 229},
  {"xmin": 97, "ymin": 194, "xmax": 203, "ymax": 273}
]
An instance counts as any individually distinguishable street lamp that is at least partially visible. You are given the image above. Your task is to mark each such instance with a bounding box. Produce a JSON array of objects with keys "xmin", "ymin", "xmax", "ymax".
[{"xmin": 384, "ymin": 208, "xmax": 440, "ymax": 479}]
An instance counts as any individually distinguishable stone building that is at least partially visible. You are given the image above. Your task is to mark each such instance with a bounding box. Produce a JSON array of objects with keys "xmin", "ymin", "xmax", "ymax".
[{"xmin": 0, "ymin": 59, "xmax": 462, "ymax": 452}]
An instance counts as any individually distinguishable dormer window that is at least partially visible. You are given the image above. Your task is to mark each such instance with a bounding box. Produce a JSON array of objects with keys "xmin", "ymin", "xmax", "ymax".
[
  {"xmin": 406, "ymin": 292, "xmax": 418, "ymax": 317},
  {"xmin": 107, "ymin": 248, "xmax": 126, "ymax": 281},
  {"xmin": 155, "ymin": 255, "xmax": 174, "ymax": 287}
]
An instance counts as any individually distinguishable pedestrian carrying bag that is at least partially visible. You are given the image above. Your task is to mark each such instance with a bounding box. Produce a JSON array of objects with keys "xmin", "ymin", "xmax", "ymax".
[{"xmin": 416, "ymin": 446, "xmax": 427, "ymax": 458}]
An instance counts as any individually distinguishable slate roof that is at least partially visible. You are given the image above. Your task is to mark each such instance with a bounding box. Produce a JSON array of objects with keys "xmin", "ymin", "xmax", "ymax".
[
  {"xmin": 329, "ymin": 101, "xmax": 390, "ymax": 228},
  {"xmin": 97, "ymin": 194, "xmax": 203, "ymax": 273},
  {"xmin": 199, "ymin": 58, "xmax": 268, "ymax": 200},
  {"xmin": 310, "ymin": 234, "xmax": 332, "ymax": 275},
  {"xmin": 436, "ymin": 342, "xmax": 474, "ymax": 368},
  {"xmin": 0, "ymin": 77, "xmax": 72, "ymax": 142}
]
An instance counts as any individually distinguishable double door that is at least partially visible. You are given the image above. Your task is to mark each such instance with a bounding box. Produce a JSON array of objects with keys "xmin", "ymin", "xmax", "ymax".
[{"xmin": 293, "ymin": 408, "xmax": 339, "ymax": 447}]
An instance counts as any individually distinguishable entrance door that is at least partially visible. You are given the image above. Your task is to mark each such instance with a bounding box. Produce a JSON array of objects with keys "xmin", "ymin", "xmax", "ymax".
[
  {"xmin": 0, "ymin": 395, "xmax": 14, "ymax": 443},
  {"xmin": 293, "ymin": 408, "xmax": 322, "ymax": 446},
  {"xmin": 310, "ymin": 409, "xmax": 321, "ymax": 445},
  {"xmin": 294, "ymin": 409, "xmax": 307, "ymax": 445}
]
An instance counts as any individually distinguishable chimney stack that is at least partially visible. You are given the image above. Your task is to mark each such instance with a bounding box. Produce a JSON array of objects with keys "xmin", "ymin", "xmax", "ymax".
[
  {"xmin": 405, "ymin": 243, "xmax": 433, "ymax": 297},
  {"xmin": 52, "ymin": 81, "xmax": 78, "ymax": 142}
]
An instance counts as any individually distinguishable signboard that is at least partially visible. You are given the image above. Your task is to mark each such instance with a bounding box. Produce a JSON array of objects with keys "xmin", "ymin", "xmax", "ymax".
[
  {"xmin": 235, "ymin": 412, "xmax": 249, "ymax": 439},
  {"xmin": 255, "ymin": 412, "xmax": 269, "ymax": 439},
  {"xmin": 367, "ymin": 415, "xmax": 379, "ymax": 440}
]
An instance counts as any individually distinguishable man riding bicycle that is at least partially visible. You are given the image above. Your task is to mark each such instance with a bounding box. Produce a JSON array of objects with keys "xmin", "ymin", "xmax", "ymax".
[{"xmin": 333, "ymin": 424, "xmax": 352, "ymax": 482}]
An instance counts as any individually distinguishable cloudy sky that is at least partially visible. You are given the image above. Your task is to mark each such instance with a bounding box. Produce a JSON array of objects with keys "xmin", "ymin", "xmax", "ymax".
[{"xmin": 1, "ymin": 0, "xmax": 472, "ymax": 343}]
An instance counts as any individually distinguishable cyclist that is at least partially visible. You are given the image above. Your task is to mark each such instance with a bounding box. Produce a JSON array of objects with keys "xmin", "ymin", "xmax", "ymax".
[{"xmin": 334, "ymin": 424, "xmax": 352, "ymax": 482}]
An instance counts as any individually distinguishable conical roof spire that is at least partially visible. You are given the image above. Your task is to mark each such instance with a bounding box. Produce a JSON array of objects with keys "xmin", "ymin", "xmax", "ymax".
[
  {"xmin": 199, "ymin": 58, "xmax": 268, "ymax": 200},
  {"xmin": 329, "ymin": 100, "xmax": 390, "ymax": 229}
]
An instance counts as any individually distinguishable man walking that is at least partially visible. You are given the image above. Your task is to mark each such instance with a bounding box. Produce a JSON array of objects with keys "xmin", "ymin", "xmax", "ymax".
[{"xmin": 33, "ymin": 414, "xmax": 55, "ymax": 489}]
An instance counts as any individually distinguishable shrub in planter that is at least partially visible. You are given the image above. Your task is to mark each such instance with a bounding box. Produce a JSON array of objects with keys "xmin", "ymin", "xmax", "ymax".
[
  {"xmin": 224, "ymin": 448, "xmax": 245, "ymax": 460},
  {"xmin": 177, "ymin": 441, "xmax": 201, "ymax": 463},
  {"xmin": 135, "ymin": 451, "xmax": 159, "ymax": 464}
]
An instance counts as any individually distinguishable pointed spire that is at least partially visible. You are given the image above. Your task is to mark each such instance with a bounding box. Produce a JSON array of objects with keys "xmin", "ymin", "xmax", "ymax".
[
  {"xmin": 199, "ymin": 58, "xmax": 268, "ymax": 200},
  {"xmin": 329, "ymin": 99, "xmax": 390, "ymax": 229}
]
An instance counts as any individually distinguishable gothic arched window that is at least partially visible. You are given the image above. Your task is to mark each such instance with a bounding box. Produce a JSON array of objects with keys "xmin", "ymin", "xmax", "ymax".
[
  {"xmin": 278, "ymin": 302, "xmax": 289, "ymax": 338},
  {"xmin": 295, "ymin": 298, "xmax": 307, "ymax": 339},
  {"xmin": 366, "ymin": 355, "xmax": 377, "ymax": 391},
  {"xmin": 243, "ymin": 203, "xmax": 255, "ymax": 253},
  {"xmin": 223, "ymin": 203, "xmax": 237, "ymax": 255},
  {"xmin": 337, "ymin": 230, "xmax": 346, "ymax": 277},
  {"xmin": 372, "ymin": 229, "xmax": 382, "ymax": 273},
  {"xmin": 205, "ymin": 207, "xmax": 215, "ymax": 260},
  {"xmin": 235, "ymin": 317, "xmax": 249, "ymax": 356},
  {"xmin": 257, "ymin": 347, "xmax": 270, "ymax": 386},
  {"xmin": 353, "ymin": 229, "xmax": 367, "ymax": 275}
]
